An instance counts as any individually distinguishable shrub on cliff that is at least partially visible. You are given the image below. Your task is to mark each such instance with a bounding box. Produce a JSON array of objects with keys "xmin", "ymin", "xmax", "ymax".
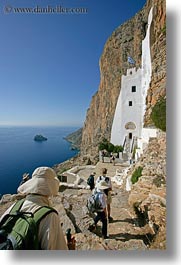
[
  {"xmin": 98, "ymin": 139, "xmax": 123, "ymax": 153},
  {"xmin": 113, "ymin": 145, "xmax": 123, "ymax": 153},
  {"xmin": 98, "ymin": 138, "xmax": 109, "ymax": 151},
  {"xmin": 131, "ymin": 166, "xmax": 143, "ymax": 184},
  {"xmin": 161, "ymin": 23, "xmax": 166, "ymax": 35},
  {"xmin": 151, "ymin": 97, "xmax": 166, "ymax": 132},
  {"xmin": 107, "ymin": 142, "xmax": 115, "ymax": 153}
]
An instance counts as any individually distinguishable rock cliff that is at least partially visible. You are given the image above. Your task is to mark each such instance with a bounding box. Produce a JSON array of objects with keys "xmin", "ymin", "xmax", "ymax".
[
  {"xmin": 128, "ymin": 130, "xmax": 166, "ymax": 249},
  {"xmin": 81, "ymin": 0, "xmax": 166, "ymax": 157},
  {"xmin": 64, "ymin": 128, "xmax": 82, "ymax": 150}
]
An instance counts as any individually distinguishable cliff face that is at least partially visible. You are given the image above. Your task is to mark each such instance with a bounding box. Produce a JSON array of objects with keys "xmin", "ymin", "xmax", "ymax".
[
  {"xmin": 128, "ymin": 131, "xmax": 166, "ymax": 249},
  {"xmin": 64, "ymin": 128, "xmax": 82, "ymax": 150},
  {"xmin": 81, "ymin": 0, "xmax": 166, "ymax": 156},
  {"xmin": 145, "ymin": 0, "xmax": 166, "ymax": 125}
]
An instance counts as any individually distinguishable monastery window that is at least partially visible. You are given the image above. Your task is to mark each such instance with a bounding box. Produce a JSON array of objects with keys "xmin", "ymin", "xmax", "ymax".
[
  {"xmin": 132, "ymin": 86, "xmax": 136, "ymax": 92},
  {"xmin": 129, "ymin": 101, "xmax": 132, "ymax": 106}
]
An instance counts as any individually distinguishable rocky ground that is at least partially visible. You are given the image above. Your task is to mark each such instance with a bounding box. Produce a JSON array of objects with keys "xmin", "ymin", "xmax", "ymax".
[
  {"xmin": 51, "ymin": 160, "xmax": 164, "ymax": 250},
  {"xmin": 0, "ymin": 132, "xmax": 166, "ymax": 250},
  {"xmin": 54, "ymin": 181, "xmax": 150, "ymax": 250}
]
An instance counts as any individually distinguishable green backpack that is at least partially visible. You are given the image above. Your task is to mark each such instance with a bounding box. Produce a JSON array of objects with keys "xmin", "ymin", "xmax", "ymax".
[{"xmin": 0, "ymin": 199, "xmax": 57, "ymax": 250}]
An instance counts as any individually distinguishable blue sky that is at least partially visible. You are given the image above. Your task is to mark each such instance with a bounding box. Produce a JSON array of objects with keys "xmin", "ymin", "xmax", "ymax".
[{"xmin": 0, "ymin": 0, "xmax": 146, "ymax": 127}]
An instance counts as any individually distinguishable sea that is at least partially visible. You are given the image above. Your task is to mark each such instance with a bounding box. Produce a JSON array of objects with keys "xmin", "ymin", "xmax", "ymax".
[{"xmin": 0, "ymin": 126, "xmax": 79, "ymax": 197}]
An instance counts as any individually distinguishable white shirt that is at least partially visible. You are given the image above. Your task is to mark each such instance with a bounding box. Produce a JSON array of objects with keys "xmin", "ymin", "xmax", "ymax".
[{"xmin": 96, "ymin": 175, "xmax": 112, "ymax": 189}]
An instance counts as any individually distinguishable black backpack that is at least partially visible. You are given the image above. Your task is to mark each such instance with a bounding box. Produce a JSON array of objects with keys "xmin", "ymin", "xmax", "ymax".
[
  {"xmin": 0, "ymin": 199, "xmax": 57, "ymax": 250},
  {"xmin": 87, "ymin": 175, "xmax": 94, "ymax": 187}
]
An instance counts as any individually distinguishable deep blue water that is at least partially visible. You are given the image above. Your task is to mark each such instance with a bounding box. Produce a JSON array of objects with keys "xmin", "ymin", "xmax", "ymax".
[{"xmin": 0, "ymin": 126, "xmax": 79, "ymax": 196}]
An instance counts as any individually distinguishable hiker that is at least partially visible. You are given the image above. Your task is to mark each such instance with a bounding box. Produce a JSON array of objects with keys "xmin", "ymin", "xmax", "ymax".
[
  {"xmin": 88, "ymin": 180, "xmax": 109, "ymax": 239},
  {"xmin": 101, "ymin": 150, "xmax": 105, "ymax": 163},
  {"xmin": 19, "ymin": 173, "xmax": 30, "ymax": 186},
  {"xmin": 87, "ymin": 172, "xmax": 96, "ymax": 190},
  {"xmin": 96, "ymin": 168, "xmax": 113, "ymax": 222},
  {"xmin": 0, "ymin": 167, "xmax": 75, "ymax": 250},
  {"xmin": 110, "ymin": 153, "xmax": 115, "ymax": 166}
]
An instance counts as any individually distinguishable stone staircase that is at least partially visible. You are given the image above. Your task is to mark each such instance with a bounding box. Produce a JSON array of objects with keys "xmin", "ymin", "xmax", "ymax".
[{"xmin": 122, "ymin": 136, "xmax": 138, "ymax": 162}]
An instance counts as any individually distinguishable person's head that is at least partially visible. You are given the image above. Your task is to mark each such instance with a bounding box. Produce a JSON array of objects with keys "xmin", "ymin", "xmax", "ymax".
[
  {"xmin": 18, "ymin": 167, "xmax": 59, "ymax": 197},
  {"xmin": 91, "ymin": 172, "xmax": 96, "ymax": 176},
  {"xmin": 96, "ymin": 180, "xmax": 109, "ymax": 191},
  {"xmin": 102, "ymin": 168, "xmax": 107, "ymax": 175},
  {"xmin": 22, "ymin": 173, "xmax": 30, "ymax": 181}
]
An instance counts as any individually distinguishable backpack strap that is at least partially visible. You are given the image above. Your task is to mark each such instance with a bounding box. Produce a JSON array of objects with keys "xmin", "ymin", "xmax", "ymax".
[
  {"xmin": 33, "ymin": 206, "xmax": 58, "ymax": 226},
  {"xmin": 98, "ymin": 176, "xmax": 102, "ymax": 182},
  {"xmin": 10, "ymin": 199, "xmax": 26, "ymax": 214},
  {"xmin": 3, "ymin": 199, "xmax": 58, "ymax": 227},
  {"xmin": 0, "ymin": 199, "xmax": 26, "ymax": 226},
  {"xmin": 33, "ymin": 207, "xmax": 58, "ymax": 249}
]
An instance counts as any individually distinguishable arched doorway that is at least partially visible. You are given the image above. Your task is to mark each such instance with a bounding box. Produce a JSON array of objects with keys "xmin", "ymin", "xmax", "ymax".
[{"xmin": 124, "ymin": 122, "xmax": 136, "ymax": 153}]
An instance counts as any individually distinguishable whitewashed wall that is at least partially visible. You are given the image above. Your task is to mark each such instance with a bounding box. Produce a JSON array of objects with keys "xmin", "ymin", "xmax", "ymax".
[
  {"xmin": 111, "ymin": 8, "xmax": 153, "ymax": 150},
  {"xmin": 111, "ymin": 68, "xmax": 142, "ymax": 145}
]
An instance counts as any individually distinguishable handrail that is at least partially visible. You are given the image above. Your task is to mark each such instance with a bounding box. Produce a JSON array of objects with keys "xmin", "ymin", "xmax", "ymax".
[
  {"xmin": 131, "ymin": 137, "xmax": 135, "ymax": 153},
  {"xmin": 123, "ymin": 136, "xmax": 126, "ymax": 150}
]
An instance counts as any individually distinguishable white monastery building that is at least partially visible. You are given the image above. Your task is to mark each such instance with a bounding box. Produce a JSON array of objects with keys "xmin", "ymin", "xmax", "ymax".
[{"xmin": 111, "ymin": 7, "xmax": 157, "ymax": 160}]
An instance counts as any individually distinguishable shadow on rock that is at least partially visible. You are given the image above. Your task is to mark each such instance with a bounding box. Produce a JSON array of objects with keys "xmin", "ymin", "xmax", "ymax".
[
  {"xmin": 109, "ymin": 232, "xmax": 156, "ymax": 246},
  {"xmin": 65, "ymin": 209, "xmax": 82, "ymax": 233},
  {"xmin": 111, "ymin": 217, "xmax": 140, "ymax": 227}
]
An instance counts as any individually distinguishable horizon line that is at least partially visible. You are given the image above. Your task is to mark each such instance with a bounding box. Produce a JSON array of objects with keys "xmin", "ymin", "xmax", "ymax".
[{"xmin": 0, "ymin": 124, "xmax": 83, "ymax": 128}]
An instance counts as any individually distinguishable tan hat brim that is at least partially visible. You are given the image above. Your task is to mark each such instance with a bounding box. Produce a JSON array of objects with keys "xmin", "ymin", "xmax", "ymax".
[{"xmin": 18, "ymin": 177, "xmax": 59, "ymax": 196}]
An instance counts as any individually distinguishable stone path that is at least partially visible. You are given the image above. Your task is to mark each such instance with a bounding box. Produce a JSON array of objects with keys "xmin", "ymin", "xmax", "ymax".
[
  {"xmin": 59, "ymin": 161, "xmax": 154, "ymax": 250},
  {"xmin": 94, "ymin": 161, "xmax": 130, "ymax": 179},
  {"xmin": 101, "ymin": 185, "xmax": 151, "ymax": 250},
  {"xmin": 83, "ymin": 185, "xmax": 151, "ymax": 250}
]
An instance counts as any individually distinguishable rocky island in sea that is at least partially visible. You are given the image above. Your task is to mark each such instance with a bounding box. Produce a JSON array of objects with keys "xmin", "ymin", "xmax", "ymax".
[{"xmin": 34, "ymin": 134, "xmax": 47, "ymax": 142}]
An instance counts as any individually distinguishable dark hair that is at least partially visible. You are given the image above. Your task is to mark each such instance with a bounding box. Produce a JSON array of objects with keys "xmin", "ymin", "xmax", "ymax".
[{"xmin": 102, "ymin": 168, "xmax": 107, "ymax": 175}]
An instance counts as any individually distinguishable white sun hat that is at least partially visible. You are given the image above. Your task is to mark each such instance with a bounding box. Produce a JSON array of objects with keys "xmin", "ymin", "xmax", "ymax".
[
  {"xmin": 96, "ymin": 180, "xmax": 109, "ymax": 190},
  {"xmin": 18, "ymin": 167, "xmax": 59, "ymax": 196}
]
